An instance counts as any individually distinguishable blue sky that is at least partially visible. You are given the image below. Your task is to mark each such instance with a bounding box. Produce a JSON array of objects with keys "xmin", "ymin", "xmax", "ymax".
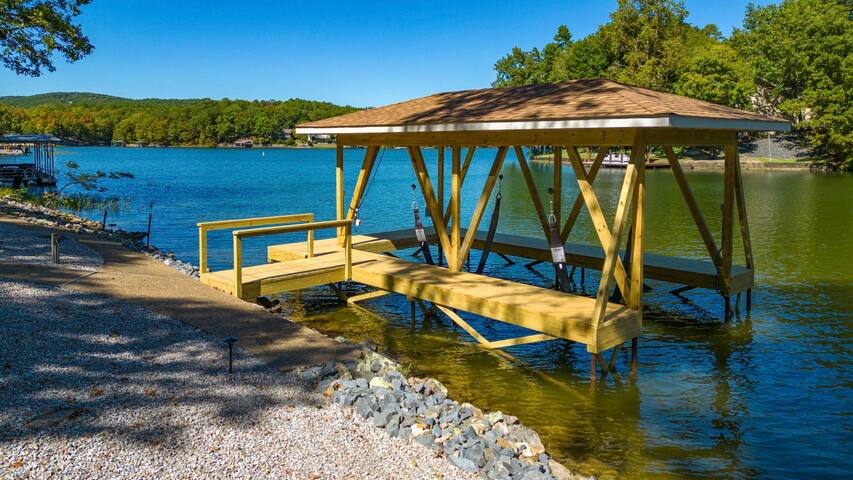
[{"xmin": 0, "ymin": 0, "xmax": 777, "ymax": 107}]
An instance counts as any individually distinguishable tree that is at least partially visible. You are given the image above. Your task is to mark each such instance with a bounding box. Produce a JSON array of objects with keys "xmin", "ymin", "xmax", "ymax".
[
  {"xmin": 493, "ymin": 26, "xmax": 572, "ymax": 87},
  {"xmin": 598, "ymin": 0, "xmax": 691, "ymax": 90},
  {"xmin": 552, "ymin": 32, "xmax": 611, "ymax": 81},
  {"xmin": 47, "ymin": 160, "xmax": 133, "ymax": 208},
  {"xmin": 671, "ymin": 33, "xmax": 756, "ymax": 108},
  {"xmin": 0, "ymin": 0, "xmax": 94, "ymax": 76},
  {"xmin": 731, "ymin": 0, "xmax": 853, "ymax": 168}
]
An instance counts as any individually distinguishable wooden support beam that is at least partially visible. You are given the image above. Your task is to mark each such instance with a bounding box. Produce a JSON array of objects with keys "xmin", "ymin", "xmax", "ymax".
[
  {"xmin": 233, "ymin": 235, "xmax": 243, "ymax": 300},
  {"xmin": 566, "ymin": 147, "xmax": 632, "ymax": 300},
  {"xmin": 339, "ymin": 128, "xmax": 735, "ymax": 148},
  {"xmin": 437, "ymin": 146, "xmax": 445, "ymax": 217},
  {"xmin": 441, "ymin": 146, "xmax": 476, "ymax": 227},
  {"xmin": 592, "ymin": 164, "xmax": 636, "ymax": 325},
  {"xmin": 336, "ymin": 143, "xmax": 345, "ymax": 243},
  {"xmin": 514, "ymin": 146, "xmax": 551, "ymax": 240},
  {"xmin": 347, "ymin": 289, "xmax": 391, "ymax": 304},
  {"xmin": 733, "ymin": 151, "xmax": 754, "ymax": 271},
  {"xmin": 664, "ymin": 146, "xmax": 722, "ymax": 270},
  {"xmin": 628, "ymin": 139, "xmax": 646, "ymax": 310},
  {"xmin": 199, "ymin": 226, "xmax": 208, "ymax": 274},
  {"xmin": 721, "ymin": 144, "xmax": 737, "ymax": 295},
  {"xmin": 459, "ymin": 146, "xmax": 508, "ymax": 266},
  {"xmin": 552, "ymin": 146, "xmax": 562, "ymax": 225},
  {"xmin": 484, "ymin": 333, "xmax": 556, "ymax": 350},
  {"xmin": 346, "ymin": 146, "xmax": 380, "ymax": 222},
  {"xmin": 561, "ymin": 147, "xmax": 607, "ymax": 242},
  {"xmin": 408, "ymin": 146, "xmax": 453, "ymax": 258},
  {"xmin": 436, "ymin": 304, "xmax": 491, "ymax": 345},
  {"xmin": 451, "ymin": 146, "xmax": 462, "ymax": 271},
  {"xmin": 462, "ymin": 146, "xmax": 476, "ymax": 181}
]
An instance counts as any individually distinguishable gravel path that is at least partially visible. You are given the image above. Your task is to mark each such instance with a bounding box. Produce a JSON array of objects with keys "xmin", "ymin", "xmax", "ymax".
[
  {"xmin": 0, "ymin": 280, "xmax": 466, "ymax": 479},
  {"xmin": 0, "ymin": 223, "xmax": 103, "ymax": 271}
]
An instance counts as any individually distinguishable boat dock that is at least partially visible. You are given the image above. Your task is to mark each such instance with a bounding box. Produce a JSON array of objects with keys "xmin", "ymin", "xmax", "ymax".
[{"xmin": 196, "ymin": 79, "xmax": 788, "ymax": 381}]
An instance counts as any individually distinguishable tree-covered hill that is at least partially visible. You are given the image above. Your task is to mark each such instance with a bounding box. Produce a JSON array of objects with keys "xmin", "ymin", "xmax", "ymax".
[
  {"xmin": 0, "ymin": 92, "xmax": 132, "ymax": 107},
  {"xmin": 0, "ymin": 94, "xmax": 360, "ymax": 146}
]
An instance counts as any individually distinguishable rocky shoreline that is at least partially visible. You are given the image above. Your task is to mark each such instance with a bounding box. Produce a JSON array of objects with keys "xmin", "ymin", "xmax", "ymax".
[
  {"xmin": 0, "ymin": 196, "xmax": 583, "ymax": 479},
  {"xmin": 294, "ymin": 343, "xmax": 580, "ymax": 480}
]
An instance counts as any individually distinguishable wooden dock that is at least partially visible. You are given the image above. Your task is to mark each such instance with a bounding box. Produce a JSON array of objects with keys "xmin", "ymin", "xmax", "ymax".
[
  {"xmin": 267, "ymin": 228, "xmax": 753, "ymax": 296},
  {"xmin": 195, "ymin": 78, "xmax": 788, "ymax": 381},
  {"xmin": 201, "ymin": 232, "xmax": 638, "ymax": 354}
]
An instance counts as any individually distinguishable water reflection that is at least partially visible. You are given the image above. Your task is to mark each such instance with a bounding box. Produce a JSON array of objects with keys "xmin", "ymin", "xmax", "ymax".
[{"xmin": 59, "ymin": 147, "xmax": 853, "ymax": 479}]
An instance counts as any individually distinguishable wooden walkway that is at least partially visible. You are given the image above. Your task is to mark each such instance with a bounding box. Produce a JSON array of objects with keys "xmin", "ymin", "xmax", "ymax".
[
  {"xmin": 202, "ymin": 244, "xmax": 638, "ymax": 353},
  {"xmin": 267, "ymin": 228, "xmax": 753, "ymax": 295}
]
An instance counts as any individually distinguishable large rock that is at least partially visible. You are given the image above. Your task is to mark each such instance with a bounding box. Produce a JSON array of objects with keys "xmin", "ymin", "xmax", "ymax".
[
  {"xmin": 369, "ymin": 376, "xmax": 393, "ymax": 391},
  {"xmin": 549, "ymin": 459, "xmax": 577, "ymax": 480},
  {"xmin": 414, "ymin": 432, "xmax": 435, "ymax": 448},
  {"xmin": 373, "ymin": 410, "xmax": 394, "ymax": 428},
  {"xmin": 449, "ymin": 455, "xmax": 479, "ymax": 473},
  {"xmin": 355, "ymin": 350, "xmax": 398, "ymax": 378},
  {"xmin": 511, "ymin": 425, "xmax": 546, "ymax": 458},
  {"xmin": 462, "ymin": 443, "xmax": 487, "ymax": 468}
]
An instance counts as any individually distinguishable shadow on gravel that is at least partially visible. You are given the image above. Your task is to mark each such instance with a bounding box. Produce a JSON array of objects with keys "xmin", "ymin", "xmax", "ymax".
[{"xmin": 0, "ymin": 280, "xmax": 326, "ymax": 450}]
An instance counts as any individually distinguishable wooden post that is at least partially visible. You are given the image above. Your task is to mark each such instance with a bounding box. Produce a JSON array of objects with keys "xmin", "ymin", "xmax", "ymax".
[
  {"xmin": 198, "ymin": 226, "xmax": 208, "ymax": 274},
  {"xmin": 590, "ymin": 354, "xmax": 597, "ymax": 384},
  {"xmin": 408, "ymin": 147, "xmax": 452, "ymax": 256},
  {"xmin": 344, "ymin": 223, "xmax": 352, "ymax": 280},
  {"xmin": 336, "ymin": 143, "xmax": 345, "ymax": 245},
  {"xmin": 733, "ymin": 151, "xmax": 754, "ymax": 275},
  {"xmin": 721, "ymin": 144, "xmax": 736, "ymax": 298},
  {"xmin": 628, "ymin": 138, "xmax": 646, "ymax": 310},
  {"xmin": 437, "ymin": 146, "xmax": 445, "ymax": 265},
  {"xmin": 631, "ymin": 337, "xmax": 638, "ymax": 377},
  {"xmin": 50, "ymin": 234, "xmax": 60, "ymax": 264},
  {"xmin": 233, "ymin": 234, "xmax": 243, "ymax": 299},
  {"xmin": 552, "ymin": 146, "xmax": 561, "ymax": 225},
  {"xmin": 451, "ymin": 146, "xmax": 462, "ymax": 271},
  {"xmin": 442, "ymin": 146, "xmax": 476, "ymax": 228}
]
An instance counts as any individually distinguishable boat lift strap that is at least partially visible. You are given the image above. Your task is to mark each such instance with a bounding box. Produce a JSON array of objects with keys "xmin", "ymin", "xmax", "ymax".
[
  {"xmin": 412, "ymin": 185, "xmax": 435, "ymax": 265},
  {"xmin": 549, "ymin": 213, "xmax": 572, "ymax": 292},
  {"xmin": 475, "ymin": 175, "xmax": 503, "ymax": 274}
]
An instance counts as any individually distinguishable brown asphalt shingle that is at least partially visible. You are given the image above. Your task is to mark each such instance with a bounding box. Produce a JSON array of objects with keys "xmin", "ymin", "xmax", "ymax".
[{"xmin": 299, "ymin": 78, "xmax": 785, "ymax": 129}]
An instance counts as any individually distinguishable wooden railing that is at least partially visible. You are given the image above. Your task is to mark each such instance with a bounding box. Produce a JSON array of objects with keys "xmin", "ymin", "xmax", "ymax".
[
  {"xmin": 232, "ymin": 219, "xmax": 353, "ymax": 299},
  {"xmin": 197, "ymin": 213, "xmax": 315, "ymax": 274}
]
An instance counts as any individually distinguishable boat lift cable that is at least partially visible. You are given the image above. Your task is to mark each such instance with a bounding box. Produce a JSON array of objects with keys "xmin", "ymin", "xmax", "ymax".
[
  {"xmin": 349, "ymin": 146, "xmax": 387, "ymax": 228},
  {"xmin": 547, "ymin": 188, "xmax": 572, "ymax": 292},
  {"xmin": 412, "ymin": 184, "xmax": 435, "ymax": 265},
  {"xmin": 475, "ymin": 174, "xmax": 503, "ymax": 274}
]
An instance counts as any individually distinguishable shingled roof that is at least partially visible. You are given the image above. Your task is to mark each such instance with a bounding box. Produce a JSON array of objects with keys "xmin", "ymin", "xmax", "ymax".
[{"xmin": 297, "ymin": 79, "xmax": 789, "ymax": 134}]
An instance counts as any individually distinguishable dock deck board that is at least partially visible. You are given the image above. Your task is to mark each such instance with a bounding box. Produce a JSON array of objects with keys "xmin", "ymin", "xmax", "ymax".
[
  {"xmin": 268, "ymin": 228, "xmax": 752, "ymax": 294},
  {"xmin": 203, "ymin": 245, "xmax": 639, "ymax": 352},
  {"xmin": 350, "ymin": 253, "xmax": 638, "ymax": 352}
]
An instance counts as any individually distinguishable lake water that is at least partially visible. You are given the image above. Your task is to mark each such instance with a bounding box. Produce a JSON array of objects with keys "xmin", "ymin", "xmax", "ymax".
[{"xmin": 56, "ymin": 146, "xmax": 851, "ymax": 479}]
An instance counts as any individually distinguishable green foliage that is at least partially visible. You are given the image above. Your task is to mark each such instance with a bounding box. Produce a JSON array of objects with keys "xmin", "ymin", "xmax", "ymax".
[
  {"xmin": 0, "ymin": 95, "xmax": 360, "ymax": 146},
  {"xmin": 0, "ymin": 92, "xmax": 128, "ymax": 107},
  {"xmin": 599, "ymin": 0, "xmax": 691, "ymax": 90},
  {"xmin": 0, "ymin": 0, "xmax": 94, "ymax": 76},
  {"xmin": 492, "ymin": 0, "xmax": 852, "ymax": 169},
  {"xmin": 671, "ymin": 40, "xmax": 756, "ymax": 109},
  {"xmin": 731, "ymin": 0, "xmax": 852, "ymax": 169}
]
